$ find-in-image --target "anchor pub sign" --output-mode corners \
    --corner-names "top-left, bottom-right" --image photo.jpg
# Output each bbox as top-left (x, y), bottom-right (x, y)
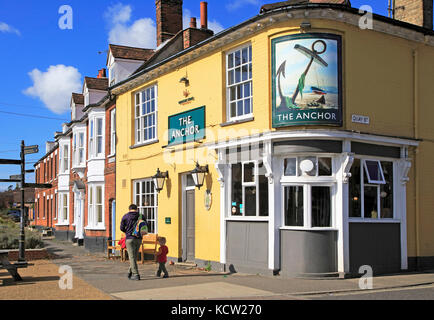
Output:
top-left (271, 33), bottom-right (343, 127)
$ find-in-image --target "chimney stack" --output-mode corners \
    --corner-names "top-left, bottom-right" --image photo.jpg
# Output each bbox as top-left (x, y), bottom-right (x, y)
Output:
top-left (190, 17), bottom-right (197, 28)
top-left (394, 0), bottom-right (433, 29)
top-left (97, 68), bottom-right (106, 78)
top-left (200, 2), bottom-right (208, 29)
top-left (156, 0), bottom-right (183, 47)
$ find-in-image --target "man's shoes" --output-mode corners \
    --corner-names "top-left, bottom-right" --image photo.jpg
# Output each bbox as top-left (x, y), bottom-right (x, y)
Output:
top-left (129, 275), bottom-right (140, 281)
top-left (127, 271), bottom-right (132, 279)
top-left (163, 275), bottom-right (169, 278)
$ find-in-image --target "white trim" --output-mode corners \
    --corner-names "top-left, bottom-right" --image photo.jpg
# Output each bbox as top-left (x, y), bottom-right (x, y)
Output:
top-left (348, 218), bottom-right (400, 223)
top-left (208, 130), bottom-right (419, 150)
top-left (87, 183), bottom-right (105, 230)
top-left (134, 84), bottom-right (158, 145)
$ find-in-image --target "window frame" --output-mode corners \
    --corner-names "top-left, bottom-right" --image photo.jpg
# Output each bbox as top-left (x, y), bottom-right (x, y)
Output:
top-left (110, 109), bottom-right (116, 156)
top-left (133, 178), bottom-right (158, 234)
top-left (88, 115), bottom-right (105, 159)
top-left (228, 160), bottom-right (269, 218)
top-left (60, 143), bottom-right (70, 174)
top-left (87, 184), bottom-right (105, 230)
top-left (134, 85), bottom-right (158, 146)
top-left (349, 158), bottom-right (396, 221)
top-left (226, 43), bottom-right (253, 122)
top-left (56, 192), bottom-right (69, 225)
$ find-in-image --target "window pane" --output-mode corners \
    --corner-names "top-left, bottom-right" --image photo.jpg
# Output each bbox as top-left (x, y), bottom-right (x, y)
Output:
top-left (380, 162), bottom-right (394, 218)
top-left (242, 65), bottom-right (248, 81)
top-left (298, 156), bottom-right (317, 176)
top-left (235, 67), bottom-right (241, 83)
top-left (244, 186), bottom-right (256, 216)
top-left (242, 47), bottom-right (248, 64)
top-left (349, 159), bottom-right (361, 218)
top-left (259, 163), bottom-right (269, 217)
top-left (318, 157), bottom-right (332, 176)
top-left (230, 102), bottom-right (236, 118)
top-left (364, 185), bottom-right (378, 218)
top-left (284, 186), bottom-right (304, 226)
top-left (311, 186), bottom-right (331, 227)
top-left (244, 98), bottom-right (251, 115)
top-left (243, 162), bottom-right (255, 183)
top-left (237, 100), bottom-right (243, 117)
top-left (97, 205), bottom-right (103, 223)
top-left (228, 53), bottom-right (233, 69)
top-left (284, 158), bottom-right (297, 176)
top-left (97, 119), bottom-right (103, 135)
top-left (231, 163), bottom-right (242, 215)
top-left (364, 160), bottom-right (385, 183)
top-left (235, 50), bottom-right (241, 67)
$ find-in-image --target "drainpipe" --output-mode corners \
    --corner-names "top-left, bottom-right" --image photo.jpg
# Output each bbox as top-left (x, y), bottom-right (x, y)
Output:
top-left (413, 48), bottom-right (420, 270)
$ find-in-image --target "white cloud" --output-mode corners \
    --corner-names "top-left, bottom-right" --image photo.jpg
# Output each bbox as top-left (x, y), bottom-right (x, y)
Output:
top-left (183, 9), bottom-right (224, 34)
top-left (105, 3), bottom-right (156, 49)
top-left (226, 0), bottom-right (261, 11)
top-left (23, 65), bottom-right (82, 115)
top-left (0, 22), bottom-right (20, 35)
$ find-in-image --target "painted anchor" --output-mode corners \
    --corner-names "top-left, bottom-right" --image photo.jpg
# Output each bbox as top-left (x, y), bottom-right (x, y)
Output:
top-left (276, 39), bottom-right (328, 113)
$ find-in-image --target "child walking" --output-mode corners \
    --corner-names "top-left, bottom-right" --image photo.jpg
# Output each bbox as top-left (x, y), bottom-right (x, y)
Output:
top-left (156, 237), bottom-right (169, 278)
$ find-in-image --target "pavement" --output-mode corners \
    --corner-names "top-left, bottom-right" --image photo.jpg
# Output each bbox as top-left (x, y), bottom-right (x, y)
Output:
top-left (1, 238), bottom-right (434, 300)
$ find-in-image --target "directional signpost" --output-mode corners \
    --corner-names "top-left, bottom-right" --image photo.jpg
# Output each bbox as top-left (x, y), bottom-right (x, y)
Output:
top-left (0, 141), bottom-right (51, 265)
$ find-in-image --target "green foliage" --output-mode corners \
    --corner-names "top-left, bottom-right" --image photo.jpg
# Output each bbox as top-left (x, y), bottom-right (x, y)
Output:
top-left (0, 215), bottom-right (44, 249)
top-left (205, 261), bottom-right (212, 272)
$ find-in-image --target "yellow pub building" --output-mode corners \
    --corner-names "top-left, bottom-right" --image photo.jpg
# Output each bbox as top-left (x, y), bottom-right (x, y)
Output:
top-left (110, 0), bottom-right (434, 277)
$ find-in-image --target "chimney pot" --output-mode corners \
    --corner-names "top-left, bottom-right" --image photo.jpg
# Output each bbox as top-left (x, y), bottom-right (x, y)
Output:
top-left (97, 68), bottom-right (106, 78)
top-left (200, 1), bottom-right (208, 29)
top-left (190, 17), bottom-right (197, 28)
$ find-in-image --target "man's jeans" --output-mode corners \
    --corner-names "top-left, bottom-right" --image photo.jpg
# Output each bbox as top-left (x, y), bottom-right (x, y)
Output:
top-left (126, 238), bottom-right (142, 276)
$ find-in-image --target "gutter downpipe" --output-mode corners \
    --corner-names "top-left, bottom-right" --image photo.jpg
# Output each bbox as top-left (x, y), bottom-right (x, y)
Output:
top-left (413, 48), bottom-right (420, 270)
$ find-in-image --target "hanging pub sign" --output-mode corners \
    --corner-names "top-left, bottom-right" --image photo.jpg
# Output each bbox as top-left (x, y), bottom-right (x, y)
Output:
top-left (271, 33), bottom-right (342, 127)
top-left (168, 106), bottom-right (205, 146)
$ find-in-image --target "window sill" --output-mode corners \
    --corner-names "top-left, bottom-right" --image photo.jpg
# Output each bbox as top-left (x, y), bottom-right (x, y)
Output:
top-left (280, 227), bottom-right (338, 231)
top-left (220, 116), bottom-right (254, 127)
top-left (130, 139), bottom-right (159, 149)
top-left (225, 216), bottom-right (269, 222)
top-left (85, 226), bottom-right (106, 231)
top-left (349, 218), bottom-right (400, 223)
top-left (55, 223), bottom-right (69, 226)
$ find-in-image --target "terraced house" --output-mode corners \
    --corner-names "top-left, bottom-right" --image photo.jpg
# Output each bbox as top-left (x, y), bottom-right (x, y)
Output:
top-left (111, 0), bottom-right (434, 277)
top-left (32, 45), bottom-right (154, 252)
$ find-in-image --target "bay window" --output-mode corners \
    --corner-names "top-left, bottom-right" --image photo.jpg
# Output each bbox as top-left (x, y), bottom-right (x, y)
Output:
top-left (281, 155), bottom-right (335, 228)
top-left (135, 85), bottom-right (157, 145)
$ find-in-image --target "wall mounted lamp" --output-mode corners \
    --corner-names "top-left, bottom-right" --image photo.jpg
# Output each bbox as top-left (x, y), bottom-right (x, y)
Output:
top-left (190, 162), bottom-right (209, 190)
top-left (152, 168), bottom-right (169, 193)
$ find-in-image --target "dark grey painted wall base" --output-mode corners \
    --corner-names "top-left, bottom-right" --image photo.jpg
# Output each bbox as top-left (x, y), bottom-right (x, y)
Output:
top-left (408, 256), bottom-right (434, 271)
top-left (84, 236), bottom-right (108, 253)
top-left (54, 229), bottom-right (74, 242)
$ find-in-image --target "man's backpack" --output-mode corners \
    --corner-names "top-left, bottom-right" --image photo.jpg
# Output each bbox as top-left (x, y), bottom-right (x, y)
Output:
top-left (132, 214), bottom-right (148, 238)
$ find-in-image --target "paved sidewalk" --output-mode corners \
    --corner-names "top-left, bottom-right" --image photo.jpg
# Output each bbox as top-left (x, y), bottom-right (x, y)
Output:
top-left (2, 239), bottom-right (434, 300)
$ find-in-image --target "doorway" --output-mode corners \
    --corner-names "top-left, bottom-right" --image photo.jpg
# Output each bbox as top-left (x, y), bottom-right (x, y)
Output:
top-left (182, 174), bottom-right (196, 262)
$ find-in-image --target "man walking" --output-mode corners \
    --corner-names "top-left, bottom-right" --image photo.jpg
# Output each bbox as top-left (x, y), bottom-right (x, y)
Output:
top-left (120, 204), bottom-right (143, 281)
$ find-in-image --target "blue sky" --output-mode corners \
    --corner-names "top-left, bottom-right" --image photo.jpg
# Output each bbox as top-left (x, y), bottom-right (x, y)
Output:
top-left (0, 0), bottom-right (391, 191)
